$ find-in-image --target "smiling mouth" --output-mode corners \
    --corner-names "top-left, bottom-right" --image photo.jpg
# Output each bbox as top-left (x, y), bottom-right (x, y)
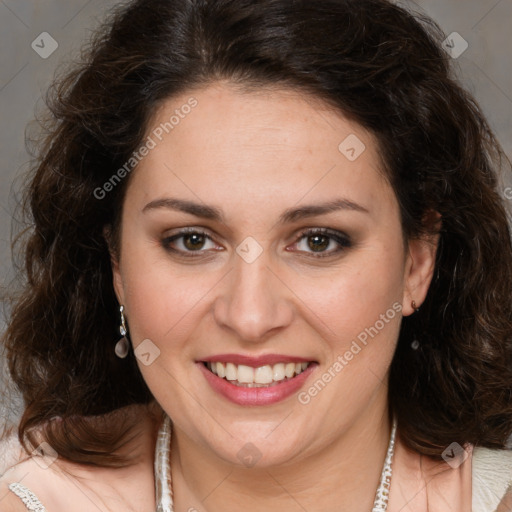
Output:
top-left (203, 361), bottom-right (313, 388)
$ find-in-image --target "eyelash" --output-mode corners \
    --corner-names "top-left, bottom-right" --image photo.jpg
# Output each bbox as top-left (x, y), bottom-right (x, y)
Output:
top-left (161, 227), bottom-right (352, 259)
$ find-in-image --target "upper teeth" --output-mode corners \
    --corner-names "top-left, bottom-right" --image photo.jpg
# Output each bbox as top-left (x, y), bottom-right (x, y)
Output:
top-left (206, 362), bottom-right (309, 385)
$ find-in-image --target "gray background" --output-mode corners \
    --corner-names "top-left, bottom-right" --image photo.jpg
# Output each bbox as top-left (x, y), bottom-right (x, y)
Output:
top-left (1, 0), bottom-right (511, 424)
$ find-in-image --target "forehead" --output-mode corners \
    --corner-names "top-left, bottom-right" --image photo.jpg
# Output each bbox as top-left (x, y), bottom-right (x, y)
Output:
top-left (127, 82), bottom-right (395, 221)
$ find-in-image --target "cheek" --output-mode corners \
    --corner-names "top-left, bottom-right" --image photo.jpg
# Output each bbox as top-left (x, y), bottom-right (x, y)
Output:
top-left (292, 251), bottom-right (404, 416)
top-left (294, 246), bottom-right (404, 340)
top-left (119, 241), bottom-right (218, 351)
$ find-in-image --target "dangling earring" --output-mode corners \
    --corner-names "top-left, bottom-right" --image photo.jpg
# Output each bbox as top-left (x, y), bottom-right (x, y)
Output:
top-left (115, 305), bottom-right (130, 358)
top-left (410, 300), bottom-right (421, 350)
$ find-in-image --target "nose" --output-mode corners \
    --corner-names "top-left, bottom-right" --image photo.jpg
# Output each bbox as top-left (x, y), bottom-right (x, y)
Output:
top-left (213, 246), bottom-right (293, 343)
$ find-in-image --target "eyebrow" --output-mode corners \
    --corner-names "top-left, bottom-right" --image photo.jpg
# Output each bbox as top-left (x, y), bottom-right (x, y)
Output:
top-left (142, 197), bottom-right (369, 224)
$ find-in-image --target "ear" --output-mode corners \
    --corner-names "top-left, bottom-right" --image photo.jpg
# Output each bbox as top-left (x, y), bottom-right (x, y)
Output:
top-left (103, 225), bottom-right (125, 305)
top-left (402, 211), bottom-right (441, 316)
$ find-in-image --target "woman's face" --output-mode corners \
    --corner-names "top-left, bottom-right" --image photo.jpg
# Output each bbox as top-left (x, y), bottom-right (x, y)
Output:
top-left (112, 82), bottom-right (436, 467)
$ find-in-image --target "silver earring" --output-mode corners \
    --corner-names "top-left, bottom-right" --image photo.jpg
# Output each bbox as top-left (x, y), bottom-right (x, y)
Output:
top-left (115, 305), bottom-right (130, 358)
top-left (410, 300), bottom-right (421, 350)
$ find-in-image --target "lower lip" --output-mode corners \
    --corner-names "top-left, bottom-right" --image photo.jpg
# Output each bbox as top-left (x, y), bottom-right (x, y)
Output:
top-left (197, 362), bottom-right (317, 406)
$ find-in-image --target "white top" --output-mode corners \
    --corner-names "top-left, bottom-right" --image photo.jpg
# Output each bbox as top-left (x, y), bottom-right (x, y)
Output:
top-left (1, 431), bottom-right (512, 511)
top-left (472, 445), bottom-right (512, 510)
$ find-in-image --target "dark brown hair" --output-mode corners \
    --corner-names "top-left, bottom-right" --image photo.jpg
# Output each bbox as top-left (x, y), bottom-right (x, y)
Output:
top-left (3, 0), bottom-right (512, 467)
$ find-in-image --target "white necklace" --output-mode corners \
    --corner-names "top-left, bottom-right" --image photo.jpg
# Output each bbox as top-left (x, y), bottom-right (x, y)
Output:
top-left (154, 414), bottom-right (397, 512)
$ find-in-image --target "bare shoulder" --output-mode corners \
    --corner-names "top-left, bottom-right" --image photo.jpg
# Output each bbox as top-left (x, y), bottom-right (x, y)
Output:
top-left (0, 452), bottom-right (115, 512)
top-left (0, 456), bottom-right (64, 512)
top-left (0, 405), bottom-right (161, 512)
top-left (0, 482), bottom-right (31, 512)
top-left (0, 436), bottom-right (40, 510)
top-left (0, 441), bottom-right (158, 512)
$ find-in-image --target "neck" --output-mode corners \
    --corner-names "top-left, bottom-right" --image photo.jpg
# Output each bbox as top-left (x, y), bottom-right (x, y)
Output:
top-left (170, 392), bottom-right (391, 512)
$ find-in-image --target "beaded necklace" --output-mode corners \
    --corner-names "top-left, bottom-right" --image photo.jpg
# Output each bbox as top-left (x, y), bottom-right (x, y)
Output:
top-left (154, 414), bottom-right (397, 512)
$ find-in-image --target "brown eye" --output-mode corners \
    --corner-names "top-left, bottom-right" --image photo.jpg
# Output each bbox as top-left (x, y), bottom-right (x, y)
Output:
top-left (307, 234), bottom-right (330, 252)
top-left (162, 229), bottom-right (220, 255)
top-left (291, 228), bottom-right (352, 258)
top-left (182, 233), bottom-right (207, 251)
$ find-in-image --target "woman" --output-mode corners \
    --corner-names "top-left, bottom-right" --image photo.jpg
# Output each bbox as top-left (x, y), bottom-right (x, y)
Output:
top-left (1, 0), bottom-right (512, 510)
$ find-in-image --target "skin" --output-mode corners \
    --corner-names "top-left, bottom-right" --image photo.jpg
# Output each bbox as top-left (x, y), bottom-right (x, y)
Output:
top-left (111, 82), bottom-right (438, 512)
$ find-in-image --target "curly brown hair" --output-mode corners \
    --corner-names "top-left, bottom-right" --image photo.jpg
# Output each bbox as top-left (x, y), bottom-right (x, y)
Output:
top-left (2, 0), bottom-right (512, 468)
